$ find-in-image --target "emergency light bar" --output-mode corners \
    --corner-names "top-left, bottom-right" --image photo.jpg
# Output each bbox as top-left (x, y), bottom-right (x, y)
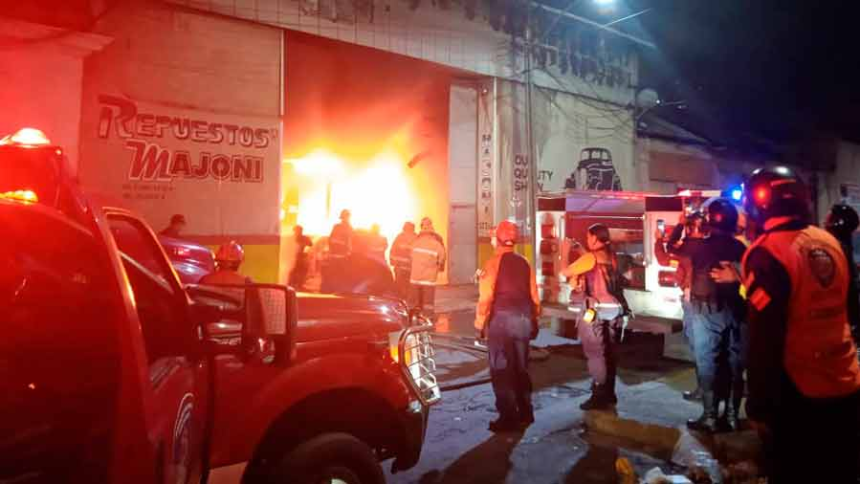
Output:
top-left (0, 189), bottom-right (39, 203)
top-left (0, 128), bottom-right (52, 147)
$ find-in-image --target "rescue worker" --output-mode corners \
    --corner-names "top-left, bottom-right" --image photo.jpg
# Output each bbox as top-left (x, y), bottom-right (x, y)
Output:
top-left (328, 209), bottom-right (353, 259)
top-left (160, 214), bottom-right (186, 238)
top-left (289, 225), bottom-right (313, 290)
top-left (686, 199), bottom-right (747, 433)
top-left (562, 223), bottom-right (626, 410)
top-left (390, 222), bottom-right (418, 299)
top-left (475, 221), bottom-right (541, 431)
top-left (656, 211), bottom-right (707, 401)
top-left (367, 223), bottom-right (389, 265)
top-left (742, 167), bottom-right (860, 483)
top-left (410, 217), bottom-right (446, 315)
top-left (825, 203), bottom-right (860, 340)
top-left (200, 241), bottom-right (251, 285)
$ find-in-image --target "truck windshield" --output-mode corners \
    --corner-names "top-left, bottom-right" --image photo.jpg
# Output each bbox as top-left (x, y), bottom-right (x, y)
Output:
top-left (0, 146), bottom-right (60, 205)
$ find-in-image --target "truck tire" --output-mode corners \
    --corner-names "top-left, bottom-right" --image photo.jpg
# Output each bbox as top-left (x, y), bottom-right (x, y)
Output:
top-left (275, 433), bottom-right (385, 484)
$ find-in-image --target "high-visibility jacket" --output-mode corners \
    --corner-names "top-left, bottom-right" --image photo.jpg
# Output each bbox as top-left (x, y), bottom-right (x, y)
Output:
top-left (743, 224), bottom-right (860, 398)
top-left (390, 231), bottom-right (417, 270)
top-left (329, 222), bottom-right (352, 258)
top-left (410, 231), bottom-right (445, 285)
top-left (475, 246), bottom-right (540, 331)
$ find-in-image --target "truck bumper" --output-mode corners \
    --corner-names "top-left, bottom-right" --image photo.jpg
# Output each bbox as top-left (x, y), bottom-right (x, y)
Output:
top-left (390, 400), bottom-right (428, 473)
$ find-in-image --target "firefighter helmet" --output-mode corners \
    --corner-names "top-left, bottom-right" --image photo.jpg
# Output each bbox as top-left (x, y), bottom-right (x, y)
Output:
top-left (826, 203), bottom-right (860, 241)
top-left (743, 166), bottom-right (810, 224)
top-left (706, 198), bottom-right (739, 233)
top-left (215, 241), bottom-right (244, 265)
top-left (495, 220), bottom-right (518, 246)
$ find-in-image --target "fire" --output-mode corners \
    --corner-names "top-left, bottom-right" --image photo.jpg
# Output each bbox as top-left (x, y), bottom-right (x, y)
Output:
top-left (286, 148), bottom-right (419, 245)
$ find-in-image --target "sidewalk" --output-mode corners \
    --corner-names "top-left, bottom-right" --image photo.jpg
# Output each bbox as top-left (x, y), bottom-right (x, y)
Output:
top-left (435, 284), bottom-right (479, 314)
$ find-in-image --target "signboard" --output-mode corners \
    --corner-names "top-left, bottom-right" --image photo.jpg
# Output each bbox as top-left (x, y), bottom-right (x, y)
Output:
top-left (81, 94), bottom-right (281, 238)
top-left (477, 80), bottom-right (495, 239)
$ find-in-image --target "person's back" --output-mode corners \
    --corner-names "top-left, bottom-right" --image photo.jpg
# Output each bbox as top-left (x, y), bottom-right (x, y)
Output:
top-left (411, 231), bottom-right (445, 285)
top-left (691, 233), bottom-right (745, 307)
top-left (493, 252), bottom-right (534, 315)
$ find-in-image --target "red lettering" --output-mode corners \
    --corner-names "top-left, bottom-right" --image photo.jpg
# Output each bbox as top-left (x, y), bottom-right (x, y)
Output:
top-left (136, 114), bottom-right (156, 137)
top-left (251, 156), bottom-right (263, 182)
top-left (208, 123), bottom-right (224, 144)
top-left (223, 125), bottom-right (239, 145)
top-left (170, 151), bottom-right (192, 178)
top-left (191, 120), bottom-right (208, 142)
top-left (211, 155), bottom-right (231, 180)
top-left (238, 127), bottom-right (254, 147)
top-left (172, 119), bottom-right (190, 140)
top-left (192, 152), bottom-right (210, 179)
top-left (154, 115), bottom-right (172, 138)
top-left (126, 139), bottom-right (171, 181)
top-left (254, 128), bottom-right (271, 148)
top-left (97, 95), bottom-right (136, 139)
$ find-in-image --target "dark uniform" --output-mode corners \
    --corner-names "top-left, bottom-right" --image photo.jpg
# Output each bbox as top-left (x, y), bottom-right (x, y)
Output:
top-left (826, 203), bottom-right (860, 343)
top-left (687, 200), bottom-right (747, 433)
top-left (743, 167), bottom-right (860, 483)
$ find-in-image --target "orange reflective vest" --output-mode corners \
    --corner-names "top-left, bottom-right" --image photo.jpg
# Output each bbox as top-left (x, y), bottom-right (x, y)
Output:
top-left (475, 247), bottom-right (541, 331)
top-left (390, 232), bottom-right (417, 270)
top-left (410, 232), bottom-right (446, 285)
top-left (742, 225), bottom-right (860, 398)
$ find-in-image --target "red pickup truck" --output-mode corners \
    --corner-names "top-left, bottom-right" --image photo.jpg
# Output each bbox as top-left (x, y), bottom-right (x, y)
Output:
top-left (0, 129), bottom-right (440, 484)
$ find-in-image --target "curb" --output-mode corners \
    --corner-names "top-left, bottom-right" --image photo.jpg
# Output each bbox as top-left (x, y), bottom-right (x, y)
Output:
top-left (584, 410), bottom-right (762, 478)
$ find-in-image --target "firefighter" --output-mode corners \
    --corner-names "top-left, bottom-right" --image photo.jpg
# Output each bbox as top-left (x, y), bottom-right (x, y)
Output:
top-left (826, 203), bottom-right (860, 341)
top-left (390, 222), bottom-right (417, 299)
top-left (410, 217), bottom-right (446, 315)
top-left (656, 211), bottom-right (707, 401)
top-left (328, 209), bottom-right (353, 259)
top-left (562, 223), bottom-right (627, 410)
top-left (685, 199), bottom-right (747, 433)
top-left (160, 214), bottom-right (186, 238)
top-left (367, 223), bottom-right (389, 265)
top-left (289, 225), bottom-right (313, 290)
top-left (475, 220), bottom-right (541, 431)
top-left (201, 241), bottom-right (251, 285)
top-left (742, 167), bottom-right (860, 483)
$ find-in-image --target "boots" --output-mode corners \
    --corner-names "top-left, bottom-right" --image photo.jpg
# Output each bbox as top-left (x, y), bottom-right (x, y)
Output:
top-left (581, 382), bottom-right (615, 410)
top-left (686, 388), bottom-right (719, 433)
top-left (723, 379), bottom-right (744, 432)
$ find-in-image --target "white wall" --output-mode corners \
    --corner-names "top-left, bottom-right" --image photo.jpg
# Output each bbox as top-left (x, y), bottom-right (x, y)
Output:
top-left (0, 18), bottom-right (112, 176)
top-left (168, 0), bottom-right (638, 107)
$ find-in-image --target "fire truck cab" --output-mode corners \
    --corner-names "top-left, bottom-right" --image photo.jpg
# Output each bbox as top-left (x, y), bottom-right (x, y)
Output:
top-left (536, 189), bottom-right (725, 339)
top-left (0, 129), bottom-right (440, 484)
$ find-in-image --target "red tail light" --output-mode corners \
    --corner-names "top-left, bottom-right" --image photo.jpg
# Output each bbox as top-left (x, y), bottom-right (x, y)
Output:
top-left (658, 270), bottom-right (678, 287)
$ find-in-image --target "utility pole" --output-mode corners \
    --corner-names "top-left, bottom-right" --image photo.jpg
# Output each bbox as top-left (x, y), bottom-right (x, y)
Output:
top-left (525, 0), bottom-right (538, 265)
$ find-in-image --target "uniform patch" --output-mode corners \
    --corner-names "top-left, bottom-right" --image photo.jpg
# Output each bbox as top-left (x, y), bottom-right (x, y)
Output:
top-left (749, 288), bottom-right (771, 311)
top-left (808, 248), bottom-right (836, 288)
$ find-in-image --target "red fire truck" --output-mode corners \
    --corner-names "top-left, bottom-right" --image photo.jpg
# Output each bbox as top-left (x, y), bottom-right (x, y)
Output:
top-left (536, 189), bottom-right (725, 339)
top-left (0, 128), bottom-right (440, 484)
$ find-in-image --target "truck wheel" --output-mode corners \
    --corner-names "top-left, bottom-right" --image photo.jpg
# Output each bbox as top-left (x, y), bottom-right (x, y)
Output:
top-left (276, 433), bottom-right (385, 484)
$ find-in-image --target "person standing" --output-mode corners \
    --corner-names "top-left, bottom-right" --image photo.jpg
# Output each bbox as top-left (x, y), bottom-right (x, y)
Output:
top-left (826, 203), bottom-right (860, 341)
top-left (160, 214), bottom-right (186, 238)
top-left (475, 221), bottom-right (541, 431)
top-left (742, 167), bottom-right (860, 483)
top-left (410, 217), bottom-right (446, 315)
top-left (328, 209), bottom-right (353, 259)
top-left (562, 223), bottom-right (627, 410)
top-left (655, 211), bottom-right (707, 401)
top-left (289, 225), bottom-right (313, 290)
top-left (390, 222), bottom-right (417, 299)
top-left (685, 199), bottom-right (747, 433)
top-left (367, 223), bottom-right (389, 265)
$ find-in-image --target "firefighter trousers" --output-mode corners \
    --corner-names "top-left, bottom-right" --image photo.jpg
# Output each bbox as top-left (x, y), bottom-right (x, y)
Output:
top-left (578, 317), bottom-right (618, 388)
top-left (488, 310), bottom-right (533, 422)
top-left (394, 268), bottom-right (411, 300)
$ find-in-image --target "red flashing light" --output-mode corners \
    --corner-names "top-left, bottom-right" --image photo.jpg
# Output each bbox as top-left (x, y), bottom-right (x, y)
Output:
top-left (1, 190), bottom-right (39, 203)
top-left (0, 128), bottom-right (52, 147)
top-left (754, 187), bottom-right (770, 205)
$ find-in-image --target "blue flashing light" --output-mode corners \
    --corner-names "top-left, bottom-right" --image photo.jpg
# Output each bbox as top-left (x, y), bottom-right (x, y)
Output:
top-left (730, 188), bottom-right (743, 202)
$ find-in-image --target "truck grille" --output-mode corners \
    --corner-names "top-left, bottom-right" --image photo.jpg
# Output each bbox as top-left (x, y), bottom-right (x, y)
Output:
top-left (399, 324), bottom-right (441, 406)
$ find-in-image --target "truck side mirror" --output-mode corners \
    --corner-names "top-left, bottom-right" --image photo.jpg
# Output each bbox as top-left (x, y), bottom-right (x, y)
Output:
top-left (187, 284), bottom-right (298, 366)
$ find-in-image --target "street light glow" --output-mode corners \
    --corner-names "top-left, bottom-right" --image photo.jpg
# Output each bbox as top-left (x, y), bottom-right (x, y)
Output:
top-left (594, 0), bottom-right (615, 5)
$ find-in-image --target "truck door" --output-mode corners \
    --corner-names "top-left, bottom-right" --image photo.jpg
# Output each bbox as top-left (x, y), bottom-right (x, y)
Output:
top-left (107, 212), bottom-right (206, 484)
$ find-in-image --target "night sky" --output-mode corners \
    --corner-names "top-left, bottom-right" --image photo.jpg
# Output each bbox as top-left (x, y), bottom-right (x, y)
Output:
top-left (605, 0), bottom-right (860, 141)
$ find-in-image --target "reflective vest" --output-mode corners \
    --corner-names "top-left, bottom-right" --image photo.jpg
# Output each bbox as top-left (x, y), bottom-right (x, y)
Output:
top-left (410, 232), bottom-right (445, 285)
top-left (390, 232), bottom-right (416, 270)
top-left (743, 225), bottom-right (860, 398)
top-left (475, 247), bottom-right (540, 330)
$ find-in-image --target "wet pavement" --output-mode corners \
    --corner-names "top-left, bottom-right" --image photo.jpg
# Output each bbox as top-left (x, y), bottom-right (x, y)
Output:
top-left (386, 308), bottom-right (715, 483)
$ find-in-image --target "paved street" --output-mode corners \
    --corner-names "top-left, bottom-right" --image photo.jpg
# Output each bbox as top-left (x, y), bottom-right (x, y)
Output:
top-left (385, 302), bottom-right (758, 483)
